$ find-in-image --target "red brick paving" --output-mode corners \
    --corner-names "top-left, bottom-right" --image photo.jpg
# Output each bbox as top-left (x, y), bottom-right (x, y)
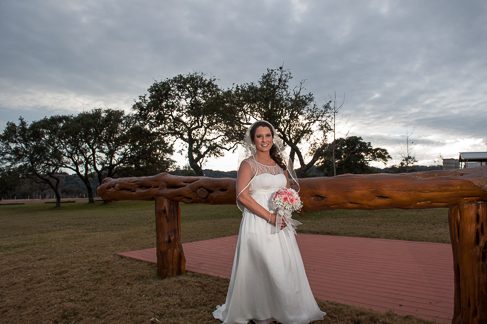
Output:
top-left (118, 234), bottom-right (453, 323)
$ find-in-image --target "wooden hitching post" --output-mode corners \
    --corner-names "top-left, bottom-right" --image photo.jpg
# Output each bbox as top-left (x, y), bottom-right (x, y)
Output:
top-left (449, 201), bottom-right (487, 324)
top-left (97, 167), bottom-right (487, 320)
top-left (155, 196), bottom-right (186, 278)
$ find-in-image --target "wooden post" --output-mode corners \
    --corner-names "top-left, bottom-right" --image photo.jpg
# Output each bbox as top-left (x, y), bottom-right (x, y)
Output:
top-left (155, 196), bottom-right (186, 278)
top-left (449, 202), bottom-right (487, 324)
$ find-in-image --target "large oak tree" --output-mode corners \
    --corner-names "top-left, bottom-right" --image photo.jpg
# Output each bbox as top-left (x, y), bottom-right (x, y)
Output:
top-left (73, 109), bottom-right (174, 187)
top-left (317, 136), bottom-right (391, 176)
top-left (133, 72), bottom-right (242, 176)
top-left (0, 117), bottom-right (65, 206)
top-left (49, 110), bottom-right (174, 203)
top-left (232, 67), bottom-right (332, 177)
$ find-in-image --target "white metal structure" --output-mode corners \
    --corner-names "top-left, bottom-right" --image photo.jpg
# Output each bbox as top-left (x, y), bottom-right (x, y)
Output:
top-left (458, 152), bottom-right (487, 168)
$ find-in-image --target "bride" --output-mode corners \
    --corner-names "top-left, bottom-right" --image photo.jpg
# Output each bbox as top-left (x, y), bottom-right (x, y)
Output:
top-left (213, 121), bottom-right (325, 324)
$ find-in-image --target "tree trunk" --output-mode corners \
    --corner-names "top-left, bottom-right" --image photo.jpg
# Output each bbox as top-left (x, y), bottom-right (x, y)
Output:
top-left (449, 202), bottom-right (487, 324)
top-left (41, 174), bottom-right (62, 208)
top-left (53, 187), bottom-right (61, 208)
top-left (187, 139), bottom-right (204, 176)
top-left (191, 162), bottom-right (203, 176)
top-left (85, 179), bottom-right (95, 203)
top-left (154, 196), bottom-right (185, 278)
top-left (188, 154), bottom-right (203, 176)
top-left (77, 171), bottom-right (95, 203)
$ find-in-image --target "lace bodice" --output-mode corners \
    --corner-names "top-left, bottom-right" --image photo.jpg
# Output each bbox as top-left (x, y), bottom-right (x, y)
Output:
top-left (245, 157), bottom-right (284, 192)
top-left (236, 157), bottom-right (286, 210)
top-left (246, 157), bottom-right (283, 177)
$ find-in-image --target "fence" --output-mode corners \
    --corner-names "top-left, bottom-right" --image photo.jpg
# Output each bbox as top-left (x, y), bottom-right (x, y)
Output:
top-left (98, 166), bottom-right (487, 324)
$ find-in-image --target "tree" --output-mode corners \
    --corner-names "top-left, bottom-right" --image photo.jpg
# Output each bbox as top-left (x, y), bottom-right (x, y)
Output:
top-left (133, 72), bottom-right (241, 176)
top-left (51, 110), bottom-right (167, 203)
top-left (397, 129), bottom-right (418, 173)
top-left (77, 109), bottom-right (174, 186)
top-left (400, 155), bottom-right (418, 172)
top-left (0, 117), bottom-right (65, 207)
top-left (0, 167), bottom-right (20, 201)
top-left (85, 109), bottom-right (128, 187)
top-left (317, 136), bottom-right (391, 176)
top-left (44, 114), bottom-right (98, 203)
top-left (116, 118), bottom-right (175, 177)
top-left (232, 66), bottom-right (332, 177)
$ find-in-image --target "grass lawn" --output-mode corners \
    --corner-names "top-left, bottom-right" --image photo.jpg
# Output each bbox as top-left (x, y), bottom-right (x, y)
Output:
top-left (0, 201), bottom-right (449, 323)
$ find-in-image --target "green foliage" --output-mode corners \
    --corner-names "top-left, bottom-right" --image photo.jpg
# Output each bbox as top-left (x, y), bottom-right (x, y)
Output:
top-left (170, 164), bottom-right (197, 176)
top-left (389, 156), bottom-right (420, 173)
top-left (43, 114), bottom-right (99, 202)
top-left (77, 109), bottom-right (130, 181)
top-left (0, 167), bottom-right (20, 200)
top-left (400, 155), bottom-right (419, 172)
top-left (1, 110), bottom-right (175, 203)
top-left (317, 136), bottom-right (391, 175)
top-left (231, 66), bottom-right (332, 177)
top-left (116, 118), bottom-right (175, 177)
top-left (67, 109), bottom-right (174, 180)
top-left (0, 117), bottom-right (65, 206)
top-left (35, 110), bottom-right (175, 202)
top-left (133, 72), bottom-right (242, 176)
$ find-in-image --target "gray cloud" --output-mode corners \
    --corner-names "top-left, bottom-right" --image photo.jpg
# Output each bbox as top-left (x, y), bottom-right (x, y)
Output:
top-left (1, 0), bottom-right (486, 169)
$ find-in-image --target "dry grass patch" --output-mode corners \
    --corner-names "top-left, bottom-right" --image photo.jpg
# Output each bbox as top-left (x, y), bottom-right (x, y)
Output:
top-left (297, 208), bottom-right (450, 243)
top-left (0, 201), bottom-right (444, 323)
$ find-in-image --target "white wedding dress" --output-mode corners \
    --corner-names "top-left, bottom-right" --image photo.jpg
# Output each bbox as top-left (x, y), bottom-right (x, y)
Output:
top-left (213, 161), bottom-right (325, 324)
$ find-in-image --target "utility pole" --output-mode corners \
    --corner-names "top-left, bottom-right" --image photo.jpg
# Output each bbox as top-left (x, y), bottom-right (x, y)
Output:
top-left (329, 92), bottom-right (345, 176)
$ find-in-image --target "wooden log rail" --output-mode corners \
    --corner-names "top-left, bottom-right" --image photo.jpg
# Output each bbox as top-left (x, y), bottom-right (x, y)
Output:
top-left (98, 166), bottom-right (487, 324)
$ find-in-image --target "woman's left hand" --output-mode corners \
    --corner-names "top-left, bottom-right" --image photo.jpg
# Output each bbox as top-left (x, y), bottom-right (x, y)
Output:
top-left (271, 213), bottom-right (287, 229)
top-left (280, 218), bottom-right (287, 230)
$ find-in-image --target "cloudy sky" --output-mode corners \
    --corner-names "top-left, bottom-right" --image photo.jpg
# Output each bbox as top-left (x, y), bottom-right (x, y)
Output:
top-left (1, 0), bottom-right (486, 171)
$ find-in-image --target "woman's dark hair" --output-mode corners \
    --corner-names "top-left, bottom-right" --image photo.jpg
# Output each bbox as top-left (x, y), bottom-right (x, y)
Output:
top-left (250, 121), bottom-right (287, 170)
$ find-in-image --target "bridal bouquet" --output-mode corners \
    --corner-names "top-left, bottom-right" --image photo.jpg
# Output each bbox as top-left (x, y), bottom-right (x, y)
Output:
top-left (271, 188), bottom-right (302, 234)
top-left (272, 188), bottom-right (303, 211)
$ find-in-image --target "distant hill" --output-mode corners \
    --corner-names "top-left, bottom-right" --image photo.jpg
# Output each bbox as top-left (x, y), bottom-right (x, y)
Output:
top-left (202, 169), bottom-right (237, 178)
top-left (302, 165), bottom-right (443, 177)
top-left (169, 169), bottom-right (237, 178)
top-left (378, 165), bottom-right (443, 173)
top-left (199, 165), bottom-right (444, 179)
